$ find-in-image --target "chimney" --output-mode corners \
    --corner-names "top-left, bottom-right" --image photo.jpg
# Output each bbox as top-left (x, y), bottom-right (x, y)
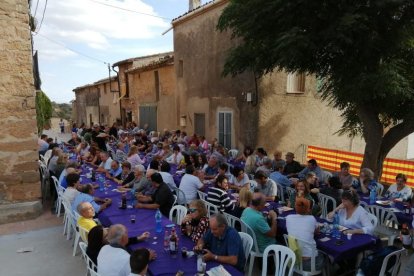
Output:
top-left (189, 0), bottom-right (201, 11)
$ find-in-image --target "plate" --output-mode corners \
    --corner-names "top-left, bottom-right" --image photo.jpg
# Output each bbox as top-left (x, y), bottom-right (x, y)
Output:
top-left (281, 206), bottom-right (293, 212)
top-left (376, 200), bottom-right (391, 205)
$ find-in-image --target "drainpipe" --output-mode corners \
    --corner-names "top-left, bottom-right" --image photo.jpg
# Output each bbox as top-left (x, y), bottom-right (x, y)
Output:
top-left (112, 65), bottom-right (123, 126)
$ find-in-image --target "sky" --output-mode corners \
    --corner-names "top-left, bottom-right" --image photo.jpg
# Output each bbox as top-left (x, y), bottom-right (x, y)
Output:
top-left (31, 0), bottom-right (193, 103)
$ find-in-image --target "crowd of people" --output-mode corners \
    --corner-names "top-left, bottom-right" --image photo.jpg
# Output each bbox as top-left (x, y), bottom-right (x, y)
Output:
top-left (38, 122), bottom-right (414, 275)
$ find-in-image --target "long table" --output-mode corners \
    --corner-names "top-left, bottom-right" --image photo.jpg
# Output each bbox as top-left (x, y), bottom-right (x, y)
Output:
top-left (78, 165), bottom-right (242, 275)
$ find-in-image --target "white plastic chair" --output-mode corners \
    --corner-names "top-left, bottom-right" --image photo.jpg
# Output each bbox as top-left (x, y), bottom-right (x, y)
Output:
top-left (239, 232), bottom-right (253, 271)
top-left (378, 248), bottom-right (405, 276)
top-left (201, 199), bottom-right (219, 217)
top-left (376, 183), bottom-right (384, 196)
top-left (73, 212), bottom-right (88, 256)
top-left (169, 205), bottom-right (187, 225)
top-left (317, 193), bottom-right (337, 219)
top-left (276, 182), bottom-right (285, 202)
top-left (366, 205), bottom-right (399, 245)
top-left (51, 175), bottom-right (64, 217)
top-left (173, 187), bottom-right (187, 205)
top-left (197, 190), bottom-right (207, 200)
top-left (62, 198), bottom-right (76, 240)
top-left (286, 187), bottom-right (295, 200)
top-left (262, 244), bottom-right (296, 276)
top-left (38, 160), bottom-right (50, 202)
top-left (224, 212), bottom-right (242, 229)
top-left (228, 149), bottom-right (239, 159)
top-left (241, 219), bottom-right (263, 276)
top-left (367, 212), bottom-right (378, 228)
top-left (79, 241), bottom-right (97, 275)
top-left (283, 234), bottom-right (327, 276)
top-left (172, 194), bottom-right (177, 206)
top-left (87, 267), bottom-right (100, 276)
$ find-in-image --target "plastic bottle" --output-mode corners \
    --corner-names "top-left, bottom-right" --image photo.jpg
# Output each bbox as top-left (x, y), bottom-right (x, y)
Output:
top-left (121, 193), bottom-right (127, 209)
top-left (197, 253), bottom-right (206, 275)
top-left (169, 227), bottom-right (178, 257)
top-left (401, 223), bottom-right (411, 250)
top-left (163, 230), bottom-right (170, 252)
top-left (369, 188), bottom-right (377, 205)
top-left (155, 209), bottom-right (162, 233)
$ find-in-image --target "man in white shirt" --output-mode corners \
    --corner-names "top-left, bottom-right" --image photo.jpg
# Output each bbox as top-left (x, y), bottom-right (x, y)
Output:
top-left (179, 165), bottom-right (203, 204)
top-left (165, 145), bottom-right (183, 165)
top-left (62, 173), bottom-right (80, 205)
top-left (98, 224), bottom-right (131, 276)
top-left (96, 151), bottom-right (113, 172)
top-left (159, 161), bottom-right (176, 191)
top-left (254, 170), bottom-right (277, 201)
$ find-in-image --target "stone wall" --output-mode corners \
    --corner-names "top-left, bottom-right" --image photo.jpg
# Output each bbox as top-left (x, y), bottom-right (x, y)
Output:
top-left (0, 0), bottom-right (41, 223)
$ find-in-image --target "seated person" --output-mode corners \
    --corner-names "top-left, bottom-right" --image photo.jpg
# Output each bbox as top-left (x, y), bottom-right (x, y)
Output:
top-left (106, 160), bottom-right (122, 180)
top-left (165, 145), bottom-right (183, 165)
top-left (194, 214), bottom-right (245, 272)
top-left (351, 168), bottom-right (378, 195)
top-left (334, 162), bottom-right (355, 189)
top-left (77, 202), bottom-right (98, 232)
top-left (232, 187), bottom-right (253, 219)
top-left (203, 157), bottom-right (219, 180)
top-left (97, 224), bottom-right (155, 276)
top-left (86, 225), bottom-right (107, 266)
top-left (96, 151), bottom-right (113, 173)
top-left (159, 161), bottom-right (176, 191)
top-left (286, 198), bottom-right (324, 271)
top-left (114, 142), bottom-right (127, 163)
top-left (58, 161), bottom-right (78, 188)
top-left (130, 248), bottom-right (151, 276)
top-left (241, 192), bottom-right (277, 253)
top-left (327, 190), bottom-right (374, 235)
top-left (385, 173), bottom-right (412, 201)
top-left (283, 152), bottom-right (303, 177)
top-left (62, 173), bottom-right (80, 205)
top-left (311, 176), bottom-right (342, 213)
top-left (253, 170), bottom-right (277, 201)
top-left (135, 172), bottom-right (175, 217)
top-left (230, 167), bottom-right (250, 191)
top-left (72, 184), bottom-right (112, 214)
top-left (113, 161), bottom-right (135, 186)
top-left (207, 175), bottom-right (235, 213)
top-left (181, 200), bottom-right (210, 243)
top-left (269, 163), bottom-right (294, 191)
top-left (255, 157), bottom-right (273, 177)
top-left (287, 181), bottom-right (315, 215)
top-left (180, 165), bottom-right (204, 204)
top-left (216, 163), bottom-right (234, 183)
top-left (298, 159), bottom-right (324, 184)
top-left (272, 150), bottom-right (286, 170)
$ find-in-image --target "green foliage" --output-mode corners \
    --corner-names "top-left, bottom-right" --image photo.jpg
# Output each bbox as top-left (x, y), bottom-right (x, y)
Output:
top-left (52, 102), bottom-right (72, 121)
top-left (35, 91), bottom-right (53, 134)
top-left (218, 0), bottom-right (414, 137)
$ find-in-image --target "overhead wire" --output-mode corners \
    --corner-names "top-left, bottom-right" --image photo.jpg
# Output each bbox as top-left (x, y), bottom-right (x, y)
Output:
top-left (32, 0), bottom-right (40, 18)
top-left (35, 0), bottom-right (48, 34)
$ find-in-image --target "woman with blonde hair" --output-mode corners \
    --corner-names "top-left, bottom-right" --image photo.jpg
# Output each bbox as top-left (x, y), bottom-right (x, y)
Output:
top-left (180, 200), bottom-right (209, 243)
top-left (127, 145), bottom-right (145, 168)
top-left (232, 187), bottom-right (253, 218)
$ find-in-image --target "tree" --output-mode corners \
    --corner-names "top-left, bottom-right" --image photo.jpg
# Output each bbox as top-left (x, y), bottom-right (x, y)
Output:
top-left (35, 91), bottom-right (53, 134)
top-left (217, 0), bottom-right (414, 178)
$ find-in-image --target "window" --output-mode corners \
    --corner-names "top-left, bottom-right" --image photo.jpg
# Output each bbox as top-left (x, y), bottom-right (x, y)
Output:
top-left (154, 71), bottom-right (160, 101)
top-left (217, 111), bottom-right (232, 149)
top-left (139, 105), bottom-right (157, 131)
top-left (286, 72), bottom-right (306, 93)
top-left (178, 60), bottom-right (183, 78)
top-left (194, 113), bottom-right (206, 136)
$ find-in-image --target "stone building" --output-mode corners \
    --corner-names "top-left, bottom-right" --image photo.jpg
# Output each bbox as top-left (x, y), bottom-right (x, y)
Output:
top-left (0, 0), bottom-right (41, 223)
top-left (126, 54), bottom-right (178, 132)
top-left (172, 0), bottom-right (410, 162)
top-left (112, 52), bottom-right (173, 127)
top-left (73, 76), bottom-right (120, 127)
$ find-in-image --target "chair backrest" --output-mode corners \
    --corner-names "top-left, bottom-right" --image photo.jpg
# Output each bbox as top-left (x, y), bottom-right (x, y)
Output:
top-left (223, 212), bottom-right (242, 229)
top-left (366, 205), bottom-right (398, 229)
top-left (378, 248), bottom-right (405, 276)
top-left (51, 175), bottom-right (61, 192)
top-left (79, 241), bottom-right (97, 272)
top-left (283, 234), bottom-right (319, 273)
top-left (286, 187), bottom-right (295, 200)
top-left (197, 190), bottom-right (207, 201)
top-left (246, 180), bottom-right (257, 192)
top-left (239, 232), bottom-right (253, 265)
top-left (43, 149), bottom-right (52, 165)
top-left (367, 212), bottom-right (379, 228)
top-left (376, 183), bottom-right (384, 196)
top-left (276, 182), bottom-right (284, 202)
top-left (173, 187), bottom-right (187, 205)
top-left (321, 170), bottom-right (332, 184)
top-left (169, 205), bottom-right (188, 225)
top-left (201, 199), bottom-right (219, 217)
top-left (240, 219), bottom-right (261, 254)
top-left (78, 226), bottom-right (90, 243)
top-left (172, 194), bottom-right (177, 206)
top-left (87, 267), bottom-right (100, 276)
top-left (228, 149), bottom-right (239, 159)
top-left (317, 193), bottom-right (337, 219)
top-left (262, 245), bottom-right (296, 276)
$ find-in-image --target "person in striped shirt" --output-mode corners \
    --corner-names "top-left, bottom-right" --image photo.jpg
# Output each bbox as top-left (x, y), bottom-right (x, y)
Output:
top-left (207, 175), bottom-right (235, 213)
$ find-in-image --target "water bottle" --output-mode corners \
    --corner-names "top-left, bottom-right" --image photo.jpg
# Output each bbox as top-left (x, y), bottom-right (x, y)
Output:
top-left (163, 230), bottom-right (170, 252)
top-left (130, 188), bottom-right (136, 206)
top-left (197, 252), bottom-right (206, 275)
top-left (369, 188), bottom-right (377, 205)
top-left (155, 209), bottom-right (162, 233)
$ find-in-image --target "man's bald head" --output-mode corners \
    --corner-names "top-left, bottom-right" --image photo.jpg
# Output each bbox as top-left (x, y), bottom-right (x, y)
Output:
top-left (251, 192), bottom-right (265, 208)
top-left (107, 224), bottom-right (128, 246)
top-left (77, 202), bottom-right (95, 218)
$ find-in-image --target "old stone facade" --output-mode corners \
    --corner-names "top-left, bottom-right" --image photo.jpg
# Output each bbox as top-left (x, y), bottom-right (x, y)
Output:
top-left (73, 77), bottom-right (120, 127)
top-left (172, 0), bottom-right (409, 163)
top-left (0, 0), bottom-right (42, 223)
top-left (126, 55), bottom-right (178, 132)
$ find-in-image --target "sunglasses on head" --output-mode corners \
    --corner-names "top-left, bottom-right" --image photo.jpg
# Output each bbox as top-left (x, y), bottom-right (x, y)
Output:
top-left (188, 208), bottom-right (197, 213)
